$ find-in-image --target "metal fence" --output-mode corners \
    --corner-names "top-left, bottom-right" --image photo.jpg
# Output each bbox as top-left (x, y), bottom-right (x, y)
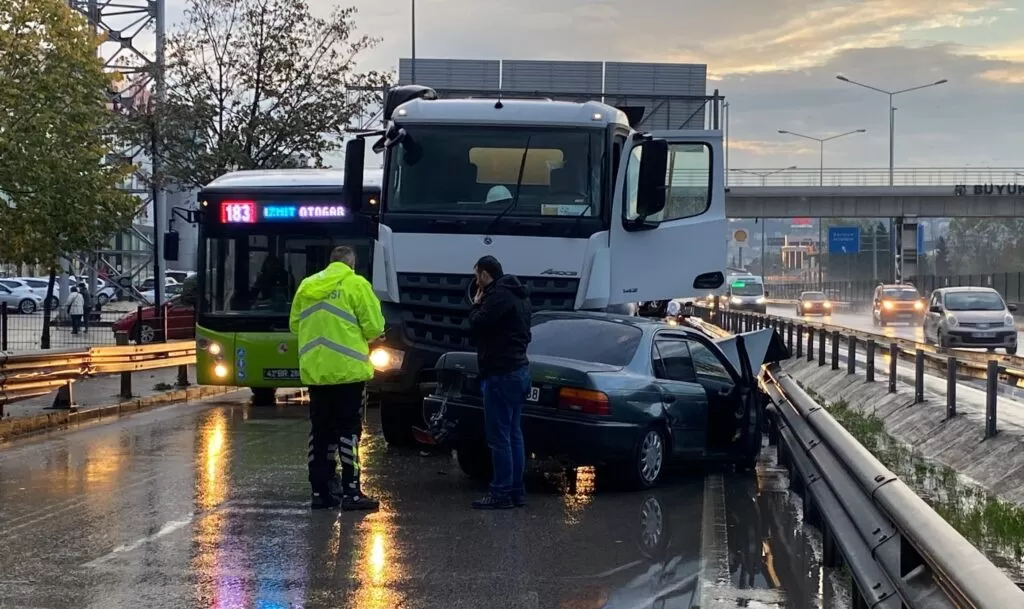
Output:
top-left (0, 302), bottom-right (188, 352)
top-left (766, 272), bottom-right (1024, 307)
top-left (726, 167), bottom-right (1024, 187)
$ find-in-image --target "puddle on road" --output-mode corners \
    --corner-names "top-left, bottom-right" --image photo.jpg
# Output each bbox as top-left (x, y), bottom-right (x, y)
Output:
top-left (802, 387), bottom-right (1024, 579)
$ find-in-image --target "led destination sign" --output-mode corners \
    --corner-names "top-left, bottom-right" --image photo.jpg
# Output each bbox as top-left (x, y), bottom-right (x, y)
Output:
top-left (220, 200), bottom-right (350, 224)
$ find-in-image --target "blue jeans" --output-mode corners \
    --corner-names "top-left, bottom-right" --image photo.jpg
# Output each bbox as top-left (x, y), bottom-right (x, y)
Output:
top-left (481, 366), bottom-right (530, 499)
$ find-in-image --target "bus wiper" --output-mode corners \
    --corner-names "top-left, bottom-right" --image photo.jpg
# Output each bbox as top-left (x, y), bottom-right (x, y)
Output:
top-left (484, 135), bottom-right (532, 238)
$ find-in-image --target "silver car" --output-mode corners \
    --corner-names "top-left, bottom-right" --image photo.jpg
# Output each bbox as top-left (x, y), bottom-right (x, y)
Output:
top-left (923, 287), bottom-right (1018, 354)
top-left (0, 282), bottom-right (44, 314)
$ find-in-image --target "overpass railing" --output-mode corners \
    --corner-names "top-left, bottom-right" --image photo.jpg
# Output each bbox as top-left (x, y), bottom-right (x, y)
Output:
top-left (766, 273), bottom-right (1024, 309)
top-left (727, 167), bottom-right (1024, 187)
top-left (694, 308), bottom-right (1024, 608)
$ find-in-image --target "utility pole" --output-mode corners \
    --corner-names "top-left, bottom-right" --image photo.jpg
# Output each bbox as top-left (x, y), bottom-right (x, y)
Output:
top-left (411, 0), bottom-right (417, 83)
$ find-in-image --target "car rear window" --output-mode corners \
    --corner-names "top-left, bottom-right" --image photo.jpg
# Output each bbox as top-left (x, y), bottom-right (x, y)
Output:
top-left (528, 317), bottom-right (642, 367)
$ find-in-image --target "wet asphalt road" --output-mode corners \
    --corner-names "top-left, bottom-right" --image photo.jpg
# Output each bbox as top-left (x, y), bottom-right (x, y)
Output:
top-left (0, 398), bottom-right (851, 609)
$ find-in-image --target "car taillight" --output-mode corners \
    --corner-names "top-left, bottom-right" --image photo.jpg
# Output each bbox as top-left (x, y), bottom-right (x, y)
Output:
top-left (558, 387), bottom-right (610, 415)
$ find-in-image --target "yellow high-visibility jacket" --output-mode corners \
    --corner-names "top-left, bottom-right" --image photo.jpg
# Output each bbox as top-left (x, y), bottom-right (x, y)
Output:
top-left (289, 262), bottom-right (385, 385)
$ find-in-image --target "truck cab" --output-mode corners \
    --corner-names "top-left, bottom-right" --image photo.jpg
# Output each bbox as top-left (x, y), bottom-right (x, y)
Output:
top-left (344, 85), bottom-right (728, 445)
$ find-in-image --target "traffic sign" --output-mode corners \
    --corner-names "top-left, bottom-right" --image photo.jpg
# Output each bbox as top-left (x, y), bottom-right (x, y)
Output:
top-left (828, 226), bottom-right (860, 254)
top-left (733, 229), bottom-right (748, 244)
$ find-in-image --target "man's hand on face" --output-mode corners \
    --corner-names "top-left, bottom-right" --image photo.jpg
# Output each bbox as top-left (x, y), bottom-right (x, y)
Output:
top-left (473, 288), bottom-right (484, 305)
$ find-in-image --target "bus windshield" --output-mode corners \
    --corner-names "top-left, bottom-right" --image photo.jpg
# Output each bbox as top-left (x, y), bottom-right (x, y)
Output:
top-left (385, 126), bottom-right (604, 217)
top-left (202, 232), bottom-right (371, 316)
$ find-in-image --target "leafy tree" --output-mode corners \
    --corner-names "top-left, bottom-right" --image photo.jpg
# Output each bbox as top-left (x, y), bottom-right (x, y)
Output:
top-left (122, 0), bottom-right (390, 189)
top-left (946, 218), bottom-right (1024, 275)
top-left (0, 0), bottom-right (139, 344)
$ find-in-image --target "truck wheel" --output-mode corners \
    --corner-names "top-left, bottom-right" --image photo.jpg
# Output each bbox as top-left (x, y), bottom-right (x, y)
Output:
top-left (456, 442), bottom-right (492, 480)
top-left (251, 387), bottom-right (276, 407)
top-left (380, 400), bottom-right (415, 447)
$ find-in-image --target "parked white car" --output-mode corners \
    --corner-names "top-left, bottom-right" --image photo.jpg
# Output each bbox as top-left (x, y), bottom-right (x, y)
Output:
top-left (0, 280), bottom-right (44, 314)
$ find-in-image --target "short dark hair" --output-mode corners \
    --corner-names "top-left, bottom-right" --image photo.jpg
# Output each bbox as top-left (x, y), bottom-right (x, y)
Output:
top-left (474, 255), bottom-right (503, 279)
top-left (331, 246), bottom-right (356, 265)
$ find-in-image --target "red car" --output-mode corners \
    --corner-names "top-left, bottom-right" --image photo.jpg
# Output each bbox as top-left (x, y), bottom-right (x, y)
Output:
top-left (111, 298), bottom-right (195, 343)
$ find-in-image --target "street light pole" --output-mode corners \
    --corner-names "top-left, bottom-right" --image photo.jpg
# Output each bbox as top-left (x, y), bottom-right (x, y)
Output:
top-left (410, 0), bottom-right (417, 83)
top-left (835, 75), bottom-right (948, 186)
top-left (732, 166), bottom-right (797, 186)
top-left (777, 128), bottom-right (866, 186)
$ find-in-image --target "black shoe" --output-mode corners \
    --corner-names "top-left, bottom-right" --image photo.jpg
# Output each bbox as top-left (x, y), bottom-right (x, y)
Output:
top-left (472, 494), bottom-right (514, 510)
top-left (341, 493), bottom-right (380, 511)
top-left (512, 495), bottom-right (526, 508)
top-left (311, 492), bottom-right (341, 510)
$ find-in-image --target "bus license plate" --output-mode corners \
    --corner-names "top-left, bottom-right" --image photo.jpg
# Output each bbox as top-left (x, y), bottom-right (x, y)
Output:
top-left (263, 368), bottom-right (300, 380)
top-left (973, 332), bottom-right (996, 338)
top-left (527, 386), bottom-right (540, 403)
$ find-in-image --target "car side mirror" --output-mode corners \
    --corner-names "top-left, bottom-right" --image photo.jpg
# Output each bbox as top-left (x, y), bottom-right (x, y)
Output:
top-left (636, 139), bottom-right (669, 219)
top-left (1008, 303), bottom-right (1018, 312)
top-left (929, 305), bottom-right (942, 314)
top-left (763, 289), bottom-right (769, 297)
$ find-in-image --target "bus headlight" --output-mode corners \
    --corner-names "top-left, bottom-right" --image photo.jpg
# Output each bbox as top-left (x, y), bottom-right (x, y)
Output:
top-left (207, 341), bottom-right (223, 356)
top-left (214, 363), bottom-right (230, 378)
top-left (370, 347), bottom-right (404, 371)
top-left (731, 296), bottom-right (742, 305)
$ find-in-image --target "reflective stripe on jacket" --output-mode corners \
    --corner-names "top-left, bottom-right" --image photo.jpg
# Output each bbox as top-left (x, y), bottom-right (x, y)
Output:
top-left (289, 262), bottom-right (385, 386)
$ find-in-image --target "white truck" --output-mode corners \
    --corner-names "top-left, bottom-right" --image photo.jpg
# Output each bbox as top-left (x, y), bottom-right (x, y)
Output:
top-left (343, 85), bottom-right (728, 445)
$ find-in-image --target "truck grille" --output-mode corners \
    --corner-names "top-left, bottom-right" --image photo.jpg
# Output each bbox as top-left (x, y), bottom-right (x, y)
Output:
top-left (395, 272), bottom-right (580, 351)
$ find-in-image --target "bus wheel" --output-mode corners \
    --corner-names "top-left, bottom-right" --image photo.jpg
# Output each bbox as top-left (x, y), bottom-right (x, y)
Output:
top-left (380, 400), bottom-right (415, 447)
top-left (251, 387), bottom-right (276, 407)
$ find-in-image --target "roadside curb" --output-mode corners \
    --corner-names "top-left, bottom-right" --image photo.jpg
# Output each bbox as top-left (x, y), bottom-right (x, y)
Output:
top-left (0, 385), bottom-right (243, 443)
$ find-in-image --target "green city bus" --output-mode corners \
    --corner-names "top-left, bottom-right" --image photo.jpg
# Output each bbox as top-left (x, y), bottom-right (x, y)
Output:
top-left (194, 169), bottom-right (382, 404)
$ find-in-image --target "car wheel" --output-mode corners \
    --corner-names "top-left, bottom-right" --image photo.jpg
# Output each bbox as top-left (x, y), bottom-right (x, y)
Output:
top-left (1007, 345), bottom-right (1017, 356)
top-left (630, 427), bottom-right (667, 489)
top-left (18, 299), bottom-right (36, 314)
top-left (96, 293), bottom-right (110, 306)
top-left (251, 387), bottom-right (276, 407)
top-left (635, 496), bottom-right (670, 561)
top-left (456, 441), bottom-right (492, 480)
top-left (135, 323), bottom-right (156, 344)
top-left (380, 399), bottom-right (415, 447)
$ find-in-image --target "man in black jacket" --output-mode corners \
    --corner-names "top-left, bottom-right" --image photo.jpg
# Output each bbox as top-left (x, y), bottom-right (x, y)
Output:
top-left (468, 255), bottom-right (532, 510)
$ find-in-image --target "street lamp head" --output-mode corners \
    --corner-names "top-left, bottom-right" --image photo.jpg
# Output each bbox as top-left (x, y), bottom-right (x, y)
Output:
top-left (935, 79), bottom-right (948, 85)
top-left (836, 75), bottom-right (850, 82)
top-left (856, 129), bottom-right (867, 133)
top-left (778, 130), bottom-right (789, 134)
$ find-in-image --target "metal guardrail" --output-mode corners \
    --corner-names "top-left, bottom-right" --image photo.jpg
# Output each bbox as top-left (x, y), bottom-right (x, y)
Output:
top-left (693, 306), bottom-right (1024, 439)
top-left (0, 338), bottom-right (195, 413)
top-left (727, 167), bottom-right (1024, 187)
top-left (694, 309), bottom-right (1024, 607)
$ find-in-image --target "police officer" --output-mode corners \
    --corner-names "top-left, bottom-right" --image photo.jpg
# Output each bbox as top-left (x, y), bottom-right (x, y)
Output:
top-left (289, 245), bottom-right (385, 510)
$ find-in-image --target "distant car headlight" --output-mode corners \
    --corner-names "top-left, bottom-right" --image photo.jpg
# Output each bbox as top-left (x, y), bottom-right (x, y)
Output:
top-left (666, 301), bottom-right (681, 316)
top-left (370, 346), bottom-right (404, 371)
top-left (731, 296), bottom-right (742, 304)
top-left (755, 296), bottom-right (766, 304)
top-left (1005, 314), bottom-right (1015, 327)
top-left (913, 301), bottom-right (924, 311)
top-left (946, 315), bottom-right (959, 327)
top-left (823, 301), bottom-right (832, 308)
top-left (883, 301), bottom-right (894, 310)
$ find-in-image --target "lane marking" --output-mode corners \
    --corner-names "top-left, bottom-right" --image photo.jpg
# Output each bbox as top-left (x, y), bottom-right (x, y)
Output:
top-left (82, 514), bottom-right (195, 568)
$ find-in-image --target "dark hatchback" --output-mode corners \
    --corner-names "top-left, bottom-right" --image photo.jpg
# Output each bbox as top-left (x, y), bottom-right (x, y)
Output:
top-left (422, 311), bottom-right (788, 488)
top-left (796, 291), bottom-right (832, 316)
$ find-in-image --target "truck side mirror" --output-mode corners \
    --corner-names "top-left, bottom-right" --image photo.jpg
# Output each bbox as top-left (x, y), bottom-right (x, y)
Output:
top-left (344, 138), bottom-right (365, 211)
top-left (163, 231), bottom-right (179, 262)
top-left (636, 139), bottom-right (669, 219)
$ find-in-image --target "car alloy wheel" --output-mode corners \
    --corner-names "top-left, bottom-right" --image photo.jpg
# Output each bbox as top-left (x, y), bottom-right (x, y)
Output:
top-left (97, 293), bottom-right (109, 306)
top-left (638, 496), bottom-right (665, 557)
top-left (19, 299), bottom-right (36, 314)
top-left (138, 324), bottom-right (156, 343)
top-left (637, 429), bottom-right (665, 486)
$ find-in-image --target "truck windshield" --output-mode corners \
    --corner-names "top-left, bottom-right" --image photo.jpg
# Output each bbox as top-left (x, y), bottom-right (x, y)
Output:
top-left (202, 233), bottom-right (371, 316)
top-left (385, 126), bottom-right (603, 217)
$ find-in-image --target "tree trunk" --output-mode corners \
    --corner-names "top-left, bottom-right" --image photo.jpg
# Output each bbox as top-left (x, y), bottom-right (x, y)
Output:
top-left (40, 267), bottom-right (57, 349)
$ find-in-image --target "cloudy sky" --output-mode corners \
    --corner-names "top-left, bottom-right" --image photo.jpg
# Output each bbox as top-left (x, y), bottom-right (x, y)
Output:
top-left (162, 0), bottom-right (1023, 171)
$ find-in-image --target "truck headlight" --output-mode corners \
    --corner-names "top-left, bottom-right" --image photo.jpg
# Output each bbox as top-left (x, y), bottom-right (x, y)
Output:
top-left (666, 301), bottom-right (681, 316)
top-left (370, 346), bottom-right (405, 371)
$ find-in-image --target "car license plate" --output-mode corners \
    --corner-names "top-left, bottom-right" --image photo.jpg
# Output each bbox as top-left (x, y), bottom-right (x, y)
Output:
top-left (527, 386), bottom-right (540, 403)
top-left (973, 332), bottom-right (996, 338)
top-left (263, 368), bottom-right (300, 380)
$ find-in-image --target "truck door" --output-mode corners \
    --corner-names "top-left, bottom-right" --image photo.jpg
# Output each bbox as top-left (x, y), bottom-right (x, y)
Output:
top-left (608, 131), bottom-right (726, 306)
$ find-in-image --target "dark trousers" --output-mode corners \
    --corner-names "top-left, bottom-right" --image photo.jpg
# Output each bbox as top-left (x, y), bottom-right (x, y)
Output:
top-left (70, 314), bottom-right (83, 334)
top-left (83, 307), bottom-right (91, 330)
top-left (307, 382), bottom-right (365, 495)
top-left (481, 366), bottom-right (530, 500)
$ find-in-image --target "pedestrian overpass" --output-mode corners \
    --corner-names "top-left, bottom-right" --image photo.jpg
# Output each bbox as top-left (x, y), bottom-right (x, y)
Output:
top-left (724, 167), bottom-right (1024, 218)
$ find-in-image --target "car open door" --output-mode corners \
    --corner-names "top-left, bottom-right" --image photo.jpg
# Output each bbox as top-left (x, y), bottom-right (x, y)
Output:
top-left (608, 130), bottom-right (726, 306)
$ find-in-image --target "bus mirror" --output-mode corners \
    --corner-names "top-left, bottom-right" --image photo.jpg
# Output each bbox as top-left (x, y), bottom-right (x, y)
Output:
top-left (163, 231), bottom-right (180, 262)
top-left (344, 138), bottom-right (365, 211)
top-left (636, 139), bottom-right (668, 218)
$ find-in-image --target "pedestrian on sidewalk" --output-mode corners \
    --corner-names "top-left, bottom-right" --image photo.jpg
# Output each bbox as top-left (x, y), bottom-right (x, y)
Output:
top-left (468, 255), bottom-right (532, 510)
top-left (290, 245), bottom-right (385, 511)
top-left (78, 283), bottom-right (92, 332)
top-left (66, 286), bottom-right (85, 335)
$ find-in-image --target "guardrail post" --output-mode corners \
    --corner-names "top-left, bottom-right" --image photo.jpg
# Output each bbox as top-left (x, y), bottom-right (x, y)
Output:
top-left (134, 305), bottom-right (143, 344)
top-left (888, 343), bottom-right (898, 393)
top-left (946, 357), bottom-right (957, 419)
top-left (786, 323), bottom-right (794, 352)
top-left (796, 326), bottom-right (803, 358)
top-left (865, 339), bottom-right (875, 382)
top-left (831, 331), bottom-right (840, 370)
top-left (120, 371), bottom-right (132, 399)
top-left (176, 364), bottom-right (190, 387)
top-left (915, 349), bottom-right (925, 403)
top-left (818, 331), bottom-right (826, 367)
top-left (0, 302), bottom-right (6, 351)
top-left (806, 327), bottom-right (814, 361)
top-left (986, 360), bottom-right (999, 439)
top-left (847, 336), bottom-right (857, 374)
